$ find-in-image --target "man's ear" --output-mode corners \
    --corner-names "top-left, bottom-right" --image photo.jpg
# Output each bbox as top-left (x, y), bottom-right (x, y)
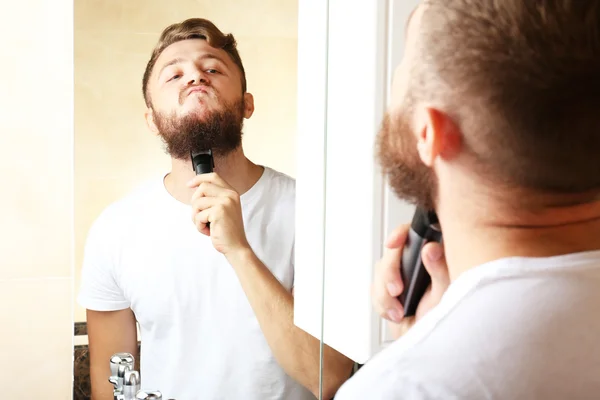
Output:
top-left (416, 107), bottom-right (461, 166)
top-left (145, 108), bottom-right (159, 134)
top-left (243, 92), bottom-right (255, 119)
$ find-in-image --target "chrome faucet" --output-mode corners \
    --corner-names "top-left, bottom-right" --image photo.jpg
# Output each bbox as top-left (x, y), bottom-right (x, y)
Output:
top-left (135, 390), bottom-right (163, 399)
top-left (123, 370), bottom-right (141, 399)
top-left (109, 353), bottom-right (135, 399)
top-left (108, 352), bottom-right (172, 400)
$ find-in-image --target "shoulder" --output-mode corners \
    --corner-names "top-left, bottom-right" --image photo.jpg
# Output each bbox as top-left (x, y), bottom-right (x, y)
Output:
top-left (336, 336), bottom-right (488, 400)
top-left (262, 167), bottom-right (296, 204)
top-left (335, 366), bottom-right (456, 400)
top-left (85, 176), bottom-right (162, 244)
top-left (265, 167), bottom-right (295, 193)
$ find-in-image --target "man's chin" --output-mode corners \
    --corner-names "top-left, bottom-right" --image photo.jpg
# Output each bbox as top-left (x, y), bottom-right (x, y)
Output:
top-left (180, 106), bottom-right (211, 121)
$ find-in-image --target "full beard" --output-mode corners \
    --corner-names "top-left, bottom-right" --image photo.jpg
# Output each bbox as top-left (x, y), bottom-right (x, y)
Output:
top-left (376, 107), bottom-right (438, 211)
top-left (154, 97), bottom-right (245, 160)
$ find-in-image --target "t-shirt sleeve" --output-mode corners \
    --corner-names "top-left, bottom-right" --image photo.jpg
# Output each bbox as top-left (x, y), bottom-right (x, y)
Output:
top-left (77, 209), bottom-right (130, 311)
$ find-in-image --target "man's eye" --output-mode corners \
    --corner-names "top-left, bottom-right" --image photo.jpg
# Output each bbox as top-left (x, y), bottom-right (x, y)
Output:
top-left (207, 69), bottom-right (218, 74)
top-left (168, 74), bottom-right (181, 82)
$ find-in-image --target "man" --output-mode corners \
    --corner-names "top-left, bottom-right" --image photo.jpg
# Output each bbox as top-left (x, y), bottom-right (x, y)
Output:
top-left (337, 1), bottom-right (600, 399)
top-left (78, 18), bottom-right (353, 400)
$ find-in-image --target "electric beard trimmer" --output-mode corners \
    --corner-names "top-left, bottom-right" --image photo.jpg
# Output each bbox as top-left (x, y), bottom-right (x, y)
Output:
top-left (191, 149), bottom-right (214, 175)
top-left (191, 149), bottom-right (214, 229)
top-left (398, 207), bottom-right (442, 317)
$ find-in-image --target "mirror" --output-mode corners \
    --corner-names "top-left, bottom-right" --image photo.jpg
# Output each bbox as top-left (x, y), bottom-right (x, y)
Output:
top-left (72, 1), bottom-right (338, 399)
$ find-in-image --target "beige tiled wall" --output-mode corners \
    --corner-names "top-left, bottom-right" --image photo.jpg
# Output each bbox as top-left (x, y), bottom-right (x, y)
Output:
top-left (0, 0), bottom-right (74, 398)
top-left (74, 0), bottom-right (298, 321)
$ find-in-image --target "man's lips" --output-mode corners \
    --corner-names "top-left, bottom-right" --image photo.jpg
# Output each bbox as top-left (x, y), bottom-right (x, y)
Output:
top-left (187, 86), bottom-right (208, 97)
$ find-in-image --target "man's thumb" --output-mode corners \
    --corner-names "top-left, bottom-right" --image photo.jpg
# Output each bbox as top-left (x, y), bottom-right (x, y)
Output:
top-left (421, 242), bottom-right (450, 288)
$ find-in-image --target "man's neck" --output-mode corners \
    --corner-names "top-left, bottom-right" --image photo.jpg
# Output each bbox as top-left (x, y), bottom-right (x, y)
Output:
top-left (437, 187), bottom-right (600, 281)
top-left (164, 147), bottom-right (264, 205)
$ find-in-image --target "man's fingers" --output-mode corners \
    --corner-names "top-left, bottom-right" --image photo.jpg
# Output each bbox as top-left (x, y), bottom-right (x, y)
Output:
top-left (191, 196), bottom-right (216, 215)
top-left (187, 172), bottom-right (215, 188)
top-left (421, 242), bottom-right (450, 292)
top-left (372, 246), bottom-right (405, 323)
top-left (193, 209), bottom-right (211, 236)
top-left (381, 247), bottom-right (404, 297)
top-left (385, 223), bottom-right (410, 249)
top-left (187, 172), bottom-right (231, 190)
top-left (191, 182), bottom-right (223, 202)
top-left (191, 195), bottom-right (234, 231)
top-left (372, 285), bottom-right (405, 323)
top-left (380, 245), bottom-right (405, 297)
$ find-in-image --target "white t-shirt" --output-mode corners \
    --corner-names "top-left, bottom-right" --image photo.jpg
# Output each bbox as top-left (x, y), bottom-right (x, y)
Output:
top-left (78, 167), bottom-right (314, 400)
top-left (335, 250), bottom-right (600, 400)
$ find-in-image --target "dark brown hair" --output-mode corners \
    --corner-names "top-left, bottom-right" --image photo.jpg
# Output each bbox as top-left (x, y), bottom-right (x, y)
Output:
top-left (142, 18), bottom-right (247, 107)
top-left (413, 0), bottom-right (600, 194)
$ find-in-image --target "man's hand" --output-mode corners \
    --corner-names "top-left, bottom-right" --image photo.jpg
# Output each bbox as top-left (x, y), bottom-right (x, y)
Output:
top-left (187, 173), bottom-right (251, 257)
top-left (371, 223), bottom-right (450, 339)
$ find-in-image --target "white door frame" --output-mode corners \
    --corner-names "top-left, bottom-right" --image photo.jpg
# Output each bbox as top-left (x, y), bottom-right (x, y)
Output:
top-left (294, 0), bottom-right (420, 364)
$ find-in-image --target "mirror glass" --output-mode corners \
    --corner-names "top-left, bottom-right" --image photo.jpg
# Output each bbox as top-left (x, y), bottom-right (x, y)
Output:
top-left (73, 1), bottom-right (322, 399)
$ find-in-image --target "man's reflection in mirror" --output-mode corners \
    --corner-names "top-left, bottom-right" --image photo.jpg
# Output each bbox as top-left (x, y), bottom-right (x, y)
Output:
top-left (77, 18), bottom-right (353, 400)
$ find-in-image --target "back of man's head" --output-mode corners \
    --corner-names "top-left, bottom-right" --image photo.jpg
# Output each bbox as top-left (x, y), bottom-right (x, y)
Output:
top-left (412, 0), bottom-right (600, 195)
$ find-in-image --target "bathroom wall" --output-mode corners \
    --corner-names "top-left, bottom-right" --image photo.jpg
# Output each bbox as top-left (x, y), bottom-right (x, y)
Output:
top-left (74, 0), bottom-right (299, 322)
top-left (0, 0), bottom-right (74, 398)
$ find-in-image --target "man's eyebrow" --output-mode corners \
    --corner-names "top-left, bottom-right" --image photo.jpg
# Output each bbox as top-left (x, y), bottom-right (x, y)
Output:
top-left (157, 54), bottom-right (229, 78)
top-left (158, 57), bottom-right (184, 78)
top-left (198, 53), bottom-right (228, 67)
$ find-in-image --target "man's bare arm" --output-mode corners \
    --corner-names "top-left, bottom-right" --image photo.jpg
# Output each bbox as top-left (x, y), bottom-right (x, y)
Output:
top-left (87, 308), bottom-right (138, 400)
top-left (229, 250), bottom-right (355, 399)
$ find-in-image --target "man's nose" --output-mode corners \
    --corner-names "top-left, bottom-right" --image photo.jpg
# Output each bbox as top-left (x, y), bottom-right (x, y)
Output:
top-left (187, 71), bottom-right (209, 86)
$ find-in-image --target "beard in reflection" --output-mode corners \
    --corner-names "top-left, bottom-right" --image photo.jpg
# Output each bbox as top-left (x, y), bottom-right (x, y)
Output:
top-left (376, 106), bottom-right (438, 211)
top-left (154, 97), bottom-right (245, 160)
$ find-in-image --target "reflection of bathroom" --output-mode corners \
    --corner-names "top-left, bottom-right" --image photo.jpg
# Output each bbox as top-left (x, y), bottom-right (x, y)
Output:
top-left (73, 0), bottom-right (299, 398)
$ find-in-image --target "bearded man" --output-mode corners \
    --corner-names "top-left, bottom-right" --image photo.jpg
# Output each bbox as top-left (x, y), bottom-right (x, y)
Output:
top-left (78, 17), bottom-right (353, 400)
top-left (338, 1), bottom-right (600, 399)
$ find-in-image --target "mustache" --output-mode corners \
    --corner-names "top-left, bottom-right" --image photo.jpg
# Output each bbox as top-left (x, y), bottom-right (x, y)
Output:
top-left (178, 84), bottom-right (215, 105)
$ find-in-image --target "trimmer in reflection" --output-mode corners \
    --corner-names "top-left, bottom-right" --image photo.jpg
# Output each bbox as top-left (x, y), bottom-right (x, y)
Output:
top-left (398, 207), bottom-right (443, 317)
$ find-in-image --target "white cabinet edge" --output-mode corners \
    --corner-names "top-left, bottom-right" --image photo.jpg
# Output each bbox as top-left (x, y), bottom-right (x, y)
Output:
top-left (294, 0), bottom-right (421, 363)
